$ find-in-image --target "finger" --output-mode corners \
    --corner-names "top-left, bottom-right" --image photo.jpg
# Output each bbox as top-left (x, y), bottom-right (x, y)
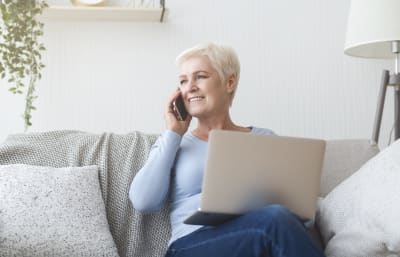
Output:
top-left (185, 115), bottom-right (192, 125)
top-left (165, 88), bottom-right (181, 110)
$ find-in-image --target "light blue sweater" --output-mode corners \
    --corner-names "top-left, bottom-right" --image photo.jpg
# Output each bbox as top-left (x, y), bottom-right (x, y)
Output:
top-left (129, 127), bottom-right (275, 245)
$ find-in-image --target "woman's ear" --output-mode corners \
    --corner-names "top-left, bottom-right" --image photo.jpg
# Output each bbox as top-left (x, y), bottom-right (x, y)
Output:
top-left (226, 74), bottom-right (237, 93)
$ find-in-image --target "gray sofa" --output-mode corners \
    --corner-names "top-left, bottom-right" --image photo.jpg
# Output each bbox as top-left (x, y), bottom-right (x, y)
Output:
top-left (0, 130), bottom-right (379, 257)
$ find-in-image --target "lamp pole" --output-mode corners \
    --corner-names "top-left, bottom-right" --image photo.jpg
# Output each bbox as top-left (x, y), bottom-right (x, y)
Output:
top-left (389, 41), bottom-right (400, 141)
top-left (388, 75), bottom-right (400, 142)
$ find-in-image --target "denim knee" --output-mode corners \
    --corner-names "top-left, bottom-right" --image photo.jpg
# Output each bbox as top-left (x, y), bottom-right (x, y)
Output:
top-left (252, 204), bottom-right (298, 226)
top-left (259, 204), bottom-right (291, 217)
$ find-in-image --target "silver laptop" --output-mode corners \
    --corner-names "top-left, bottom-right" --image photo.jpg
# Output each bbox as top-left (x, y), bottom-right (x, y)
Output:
top-left (184, 130), bottom-right (326, 226)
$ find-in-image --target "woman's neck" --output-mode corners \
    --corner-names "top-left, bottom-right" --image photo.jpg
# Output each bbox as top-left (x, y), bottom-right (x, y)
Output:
top-left (192, 117), bottom-right (250, 141)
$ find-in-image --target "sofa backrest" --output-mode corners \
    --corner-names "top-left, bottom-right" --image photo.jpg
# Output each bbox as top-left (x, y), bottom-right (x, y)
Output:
top-left (320, 139), bottom-right (379, 197)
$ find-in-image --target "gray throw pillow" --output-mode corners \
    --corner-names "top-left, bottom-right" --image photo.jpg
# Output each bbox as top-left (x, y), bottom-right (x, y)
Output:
top-left (0, 164), bottom-right (120, 257)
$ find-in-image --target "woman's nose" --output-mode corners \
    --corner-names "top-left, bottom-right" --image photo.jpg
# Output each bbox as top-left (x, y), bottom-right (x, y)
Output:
top-left (187, 79), bottom-right (198, 91)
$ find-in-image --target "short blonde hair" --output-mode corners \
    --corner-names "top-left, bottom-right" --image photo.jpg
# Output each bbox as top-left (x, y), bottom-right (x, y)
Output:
top-left (176, 43), bottom-right (241, 105)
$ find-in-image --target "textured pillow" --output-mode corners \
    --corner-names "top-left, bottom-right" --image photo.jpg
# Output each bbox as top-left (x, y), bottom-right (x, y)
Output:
top-left (316, 139), bottom-right (400, 257)
top-left (0, 164), bottom-right (120, 257)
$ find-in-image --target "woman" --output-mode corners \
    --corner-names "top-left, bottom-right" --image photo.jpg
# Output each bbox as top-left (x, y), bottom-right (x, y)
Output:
top-left (129, 43), bottom-right (325, 257)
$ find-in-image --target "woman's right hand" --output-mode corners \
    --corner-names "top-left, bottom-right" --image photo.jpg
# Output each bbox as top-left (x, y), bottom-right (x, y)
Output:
top-left (164, 88), bottom-right (192, 136)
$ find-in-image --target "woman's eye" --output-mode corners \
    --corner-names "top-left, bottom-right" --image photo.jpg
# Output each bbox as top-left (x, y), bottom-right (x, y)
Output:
top-left (180, 80), bottom-right (187, 85)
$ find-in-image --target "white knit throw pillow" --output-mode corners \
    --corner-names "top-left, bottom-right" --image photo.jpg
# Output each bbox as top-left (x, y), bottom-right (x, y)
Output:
top-left (0, 164), bottom-right (120, 257)
top-left (316, 139), bottom-right (400, 257)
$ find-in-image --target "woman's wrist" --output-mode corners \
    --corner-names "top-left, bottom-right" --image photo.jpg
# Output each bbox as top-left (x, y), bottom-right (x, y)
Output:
top-left (164, 129), bottom-right (183, 140)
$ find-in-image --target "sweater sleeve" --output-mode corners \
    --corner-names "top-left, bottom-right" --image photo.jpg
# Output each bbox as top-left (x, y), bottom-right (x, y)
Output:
top-left (129, 130), bottom-right (182, 213)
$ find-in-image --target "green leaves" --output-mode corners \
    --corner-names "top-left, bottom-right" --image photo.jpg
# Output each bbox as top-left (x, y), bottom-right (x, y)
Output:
top-left (0, 0), bottom-right (48, 131)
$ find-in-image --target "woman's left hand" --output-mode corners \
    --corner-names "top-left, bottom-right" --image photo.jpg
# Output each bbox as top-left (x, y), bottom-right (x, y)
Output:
top-left (164, 88), bottom-right (192, 136)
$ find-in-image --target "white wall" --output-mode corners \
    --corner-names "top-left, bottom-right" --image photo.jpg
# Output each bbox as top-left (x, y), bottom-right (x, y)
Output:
top-left (0, 0), bottom-right (395, 149)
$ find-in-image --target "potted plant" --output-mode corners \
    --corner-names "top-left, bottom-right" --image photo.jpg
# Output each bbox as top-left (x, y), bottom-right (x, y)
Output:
top-left (0, 0), bottom-right (48, 131)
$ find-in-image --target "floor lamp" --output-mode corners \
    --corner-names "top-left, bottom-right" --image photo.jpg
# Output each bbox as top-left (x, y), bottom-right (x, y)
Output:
top-left (344, 0), bottom-right (400, 145)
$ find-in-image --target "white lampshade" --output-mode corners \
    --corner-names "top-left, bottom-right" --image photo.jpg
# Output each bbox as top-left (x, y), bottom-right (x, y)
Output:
top-left (345, 0), bottom-right (400, 59)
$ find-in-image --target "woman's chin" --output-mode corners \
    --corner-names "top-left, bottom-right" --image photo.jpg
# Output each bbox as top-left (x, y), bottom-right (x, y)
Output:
top-left (189, 112), bottom-right (203, 119)
top-left (187, 109), bottom-right (202, 118)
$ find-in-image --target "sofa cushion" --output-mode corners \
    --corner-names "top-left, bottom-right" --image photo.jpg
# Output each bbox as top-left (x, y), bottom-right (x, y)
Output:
top-left (320, 139), bottom-right (379, 197)
top-left (316, 139), bottom-right (400, 257)
top-left (0, 164), bottom-right (119, 257)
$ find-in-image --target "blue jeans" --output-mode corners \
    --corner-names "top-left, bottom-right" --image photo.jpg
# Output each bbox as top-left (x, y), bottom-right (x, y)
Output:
top-left (165, 205), bottom-right (325, 257)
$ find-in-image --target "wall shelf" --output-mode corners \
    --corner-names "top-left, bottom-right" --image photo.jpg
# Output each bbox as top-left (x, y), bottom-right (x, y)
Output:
top-left (41, 6), bottom-right (167, 22)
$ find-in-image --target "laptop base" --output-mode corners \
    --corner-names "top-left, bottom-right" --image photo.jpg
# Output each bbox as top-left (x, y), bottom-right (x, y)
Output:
top-left (183, 211), bottom-right (241, 226)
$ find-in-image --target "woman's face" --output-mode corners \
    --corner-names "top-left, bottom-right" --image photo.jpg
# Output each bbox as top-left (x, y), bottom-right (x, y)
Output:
top-left (178, 55), bottom-right (233, 119)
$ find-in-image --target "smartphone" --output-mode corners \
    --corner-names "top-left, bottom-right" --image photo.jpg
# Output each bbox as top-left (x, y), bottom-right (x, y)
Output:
top-left (173, 95), bottom-right (188, 121)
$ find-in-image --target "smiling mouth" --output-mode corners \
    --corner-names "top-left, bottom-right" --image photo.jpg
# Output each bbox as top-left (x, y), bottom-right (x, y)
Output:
top-left (188, 96), bottom-right (205, 102)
